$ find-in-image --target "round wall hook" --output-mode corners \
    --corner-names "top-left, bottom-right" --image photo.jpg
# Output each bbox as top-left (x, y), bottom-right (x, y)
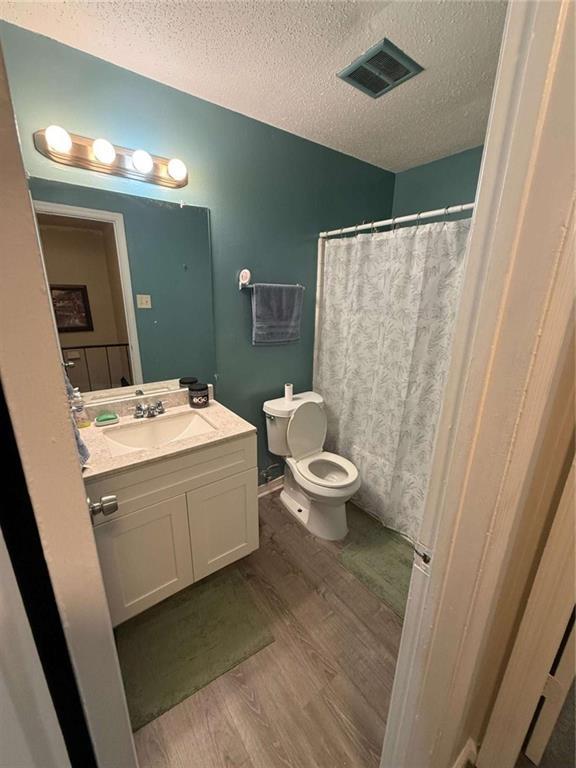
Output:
top-left (238, 268), bottom-right (251, 290)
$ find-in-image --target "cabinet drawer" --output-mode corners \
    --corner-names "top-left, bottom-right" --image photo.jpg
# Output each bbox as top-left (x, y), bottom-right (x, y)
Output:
top-left (94, 494), bottom-right (193, 626)
top-left (187, 468), bottom-right (258, 580)
top-left (88, 433), bottom-right (256, 526)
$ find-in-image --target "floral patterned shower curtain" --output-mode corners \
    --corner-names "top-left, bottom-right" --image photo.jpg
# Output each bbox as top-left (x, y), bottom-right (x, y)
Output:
top-left (314, 219), bottom-right (471, 540)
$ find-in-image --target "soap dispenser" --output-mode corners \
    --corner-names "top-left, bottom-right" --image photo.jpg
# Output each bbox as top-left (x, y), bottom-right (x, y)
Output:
top-left (71, 388), bottom-right (91, 429)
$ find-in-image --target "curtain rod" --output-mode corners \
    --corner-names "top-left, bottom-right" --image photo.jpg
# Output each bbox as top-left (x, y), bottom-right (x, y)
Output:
top-left (319, 202), bottom-right (475, 239)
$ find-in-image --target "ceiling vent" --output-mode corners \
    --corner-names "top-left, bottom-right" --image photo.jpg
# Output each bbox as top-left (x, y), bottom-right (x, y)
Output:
top-left (338, 38), bottom-right (423, 99)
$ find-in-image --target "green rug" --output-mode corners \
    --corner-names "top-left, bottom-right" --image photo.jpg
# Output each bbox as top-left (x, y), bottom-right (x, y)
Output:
top-left (115, 568), bottom-right (274, 731)
top-left (339, 504), bottom-right (413, 618)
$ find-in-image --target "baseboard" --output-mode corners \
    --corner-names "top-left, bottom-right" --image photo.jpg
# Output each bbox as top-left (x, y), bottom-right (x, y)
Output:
top-left (451, 738), bottom-right (478, 768)
top-left (257, 475), bottom-right (284, 498)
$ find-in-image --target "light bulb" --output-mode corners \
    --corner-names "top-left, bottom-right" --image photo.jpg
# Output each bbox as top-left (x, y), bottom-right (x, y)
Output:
top-left (92, 138), bottom-right (116, 165)
top-left (45, 125), bottom-right (72, 154)
top-left (167, 158), bottom-right (187, 181)
top-left (132, 149), bottom-right (153, 174)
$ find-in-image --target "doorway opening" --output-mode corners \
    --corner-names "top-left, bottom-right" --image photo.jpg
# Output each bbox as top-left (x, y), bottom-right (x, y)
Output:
top-left (35, 203), bottom-right (143, 390)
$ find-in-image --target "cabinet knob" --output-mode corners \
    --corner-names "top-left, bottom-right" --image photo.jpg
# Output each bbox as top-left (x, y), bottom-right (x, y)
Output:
top-left (88, 495), bottom-right (118, 517)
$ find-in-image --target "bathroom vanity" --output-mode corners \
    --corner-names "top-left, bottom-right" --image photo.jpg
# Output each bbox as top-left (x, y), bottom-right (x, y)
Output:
top-left (82, 399), bottom-right (258, 626)
top-left (28, 180), bottom-right (260, 627)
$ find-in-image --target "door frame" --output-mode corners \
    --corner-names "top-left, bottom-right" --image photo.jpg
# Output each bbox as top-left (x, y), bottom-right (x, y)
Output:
top-left (0, 49), bottom-right (138, 768)
top-left (0, 522), bottom-right (71, 768)
top-left (477, 459), bottom-right (575, 768)
top-left (381, 1), bottom-right (575, 766)
top-left (33, 200), bottom-right (144, 385)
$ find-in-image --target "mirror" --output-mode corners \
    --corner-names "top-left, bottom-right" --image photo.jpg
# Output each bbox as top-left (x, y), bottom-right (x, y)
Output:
top-left (31, 177), bottom-right (215, 398)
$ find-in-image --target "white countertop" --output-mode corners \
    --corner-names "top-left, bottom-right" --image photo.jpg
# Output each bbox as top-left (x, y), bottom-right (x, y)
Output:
top-left (81, 400), bottom-right (256, 481)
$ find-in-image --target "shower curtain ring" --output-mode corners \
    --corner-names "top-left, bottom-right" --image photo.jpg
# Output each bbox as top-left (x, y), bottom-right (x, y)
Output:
top-left (416, 212), bottom-right (421, 228)
top-left (443, 206), bottom-right (450, 226)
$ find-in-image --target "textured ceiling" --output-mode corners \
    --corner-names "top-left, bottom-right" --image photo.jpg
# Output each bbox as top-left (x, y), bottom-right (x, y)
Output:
top-left (0, 0), bottom-right (507, 171)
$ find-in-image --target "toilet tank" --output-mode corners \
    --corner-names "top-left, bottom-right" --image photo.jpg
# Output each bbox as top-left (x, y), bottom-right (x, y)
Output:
top-left (263, 391), bottom-right (324, 457)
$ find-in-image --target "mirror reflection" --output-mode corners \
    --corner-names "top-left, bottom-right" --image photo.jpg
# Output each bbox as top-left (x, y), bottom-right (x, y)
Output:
top-left (32, 178), bottom-right (214, 394)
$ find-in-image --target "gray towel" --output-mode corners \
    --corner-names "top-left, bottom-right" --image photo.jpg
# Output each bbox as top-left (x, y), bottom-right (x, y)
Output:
top-left (64, 369), bottom-right (75, 399)
top-left (251, 283), bottom-right (304, 345)
top-left (64, 369), bottom-right (90, 466)
top-left (71, 414), bottom-right (91, 467)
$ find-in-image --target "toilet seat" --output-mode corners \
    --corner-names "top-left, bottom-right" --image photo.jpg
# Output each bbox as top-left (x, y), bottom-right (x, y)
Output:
top-left (286, 401), bottom-right (327, 459)
top-left (295, 451), bottom-right (359, 489)
top-left (286, 402), bottom-right (358, 490)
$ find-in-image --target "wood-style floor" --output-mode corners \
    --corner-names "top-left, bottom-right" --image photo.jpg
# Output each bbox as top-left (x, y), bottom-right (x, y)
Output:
top-left (135, 491), bottom-right (404, 768)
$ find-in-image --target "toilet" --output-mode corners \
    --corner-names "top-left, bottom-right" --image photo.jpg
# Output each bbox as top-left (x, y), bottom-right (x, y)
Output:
top-left (263, 391), bottom-right (360, 540)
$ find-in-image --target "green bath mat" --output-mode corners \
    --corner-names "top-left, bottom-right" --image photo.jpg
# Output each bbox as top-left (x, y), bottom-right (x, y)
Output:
top-left (115, 568), bottom-right (274, 731)
top-left (339, 504), bottom-right (413, 618)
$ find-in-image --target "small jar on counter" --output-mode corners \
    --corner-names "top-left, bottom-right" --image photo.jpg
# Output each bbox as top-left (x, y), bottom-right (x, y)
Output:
top-left (179, 376), bottom-right (198, 388)
top-left (188, 382), bottom-right (209, 408)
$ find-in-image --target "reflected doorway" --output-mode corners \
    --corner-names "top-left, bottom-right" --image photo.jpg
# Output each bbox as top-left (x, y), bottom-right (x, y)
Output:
top-left (35, 204), bottom-right (143, 391)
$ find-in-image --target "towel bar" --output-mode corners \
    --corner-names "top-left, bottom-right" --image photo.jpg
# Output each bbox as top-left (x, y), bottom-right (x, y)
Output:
top-left (240, 283), bottom-right (305, 291)
top-left (238, 268), bottom-right (304, 291)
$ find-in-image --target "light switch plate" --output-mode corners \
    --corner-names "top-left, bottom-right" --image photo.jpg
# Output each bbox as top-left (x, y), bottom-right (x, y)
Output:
top-left (136, 294), bottom-right (152, 309)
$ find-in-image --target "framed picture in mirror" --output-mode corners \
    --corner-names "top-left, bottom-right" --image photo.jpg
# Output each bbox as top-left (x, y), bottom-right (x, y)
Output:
top-left (50, 284), bottom-right (94, 333)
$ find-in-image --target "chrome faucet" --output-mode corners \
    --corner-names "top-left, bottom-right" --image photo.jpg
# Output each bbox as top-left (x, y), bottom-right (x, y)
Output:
top-left (134, 402), bottom-right (147, 418)
top-left (147, 401), bottom-right (165, 418)
top-left (134, 401), bottom-right (165, 419)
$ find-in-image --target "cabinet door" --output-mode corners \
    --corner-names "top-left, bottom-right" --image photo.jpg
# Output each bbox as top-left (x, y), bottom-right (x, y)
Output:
top-left (94, 495), bottom-right (193, 626)
top-left (186, 469), bottom-right (258, 580)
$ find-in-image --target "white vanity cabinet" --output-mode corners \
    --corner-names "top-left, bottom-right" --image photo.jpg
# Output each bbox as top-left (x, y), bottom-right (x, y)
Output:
top-left (187, 469), bottom-right (258, 580)
top-left (95, 495), bottom-right (194, 623)
top-left (87, 433), bottom-right (258, 626)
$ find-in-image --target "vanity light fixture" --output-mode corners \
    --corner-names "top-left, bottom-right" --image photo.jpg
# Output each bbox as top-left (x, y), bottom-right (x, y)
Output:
top-left (92, 138), bottom-right (116, 165)
top-left (167, 158), bottom-right (187, 182)
top-left (33, 127), bottom-right (188, 188)
top-left (132, 149), bottom-right (154, 174)
top-left (45, 124), bottom-right (72, 154)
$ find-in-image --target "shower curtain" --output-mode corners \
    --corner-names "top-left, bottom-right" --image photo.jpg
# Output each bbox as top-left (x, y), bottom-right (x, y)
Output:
top-left (314, 219), bottom-right (471, 540)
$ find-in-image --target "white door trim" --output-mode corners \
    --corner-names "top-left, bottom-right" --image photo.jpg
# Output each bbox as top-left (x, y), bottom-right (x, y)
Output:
top-left (381, 1), bottom-right (575, 765)
top-left (33, 200), bottom-right (144, 385)
top-left (0, 50), bottom-right (138, 768)
top-left (451, 739), bottom-right (478, 768)
top-left (0, 526), bottom-right (71, 768)
top-left (477, 460), bottom-right (575, 768)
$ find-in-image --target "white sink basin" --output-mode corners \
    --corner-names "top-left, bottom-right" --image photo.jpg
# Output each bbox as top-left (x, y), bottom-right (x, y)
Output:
top-left (103, 410), bottom-right (216, 456)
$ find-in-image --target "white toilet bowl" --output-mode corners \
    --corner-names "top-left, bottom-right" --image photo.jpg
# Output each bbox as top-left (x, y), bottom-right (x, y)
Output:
top-left (263, 393), bottom-right (360, 540)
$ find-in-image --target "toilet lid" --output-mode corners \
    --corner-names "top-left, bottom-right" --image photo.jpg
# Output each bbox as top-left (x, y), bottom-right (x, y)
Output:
top-left (287, 401), bottom-right (327, 460)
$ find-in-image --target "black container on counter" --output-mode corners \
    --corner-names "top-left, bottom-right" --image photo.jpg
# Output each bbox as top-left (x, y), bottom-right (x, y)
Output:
top-left (179, 376), bottom-right (198, 388)
top-left (188, 382), bottom-right (209, 408)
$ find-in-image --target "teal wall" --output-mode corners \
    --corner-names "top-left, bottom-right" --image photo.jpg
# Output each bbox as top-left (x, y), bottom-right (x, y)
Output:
top-left (31, 179), bottom-right (215, 384)
top-left (0, 22), bottom-right (395, 474)
top-left (392, 146), bottom-right (483, 217)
